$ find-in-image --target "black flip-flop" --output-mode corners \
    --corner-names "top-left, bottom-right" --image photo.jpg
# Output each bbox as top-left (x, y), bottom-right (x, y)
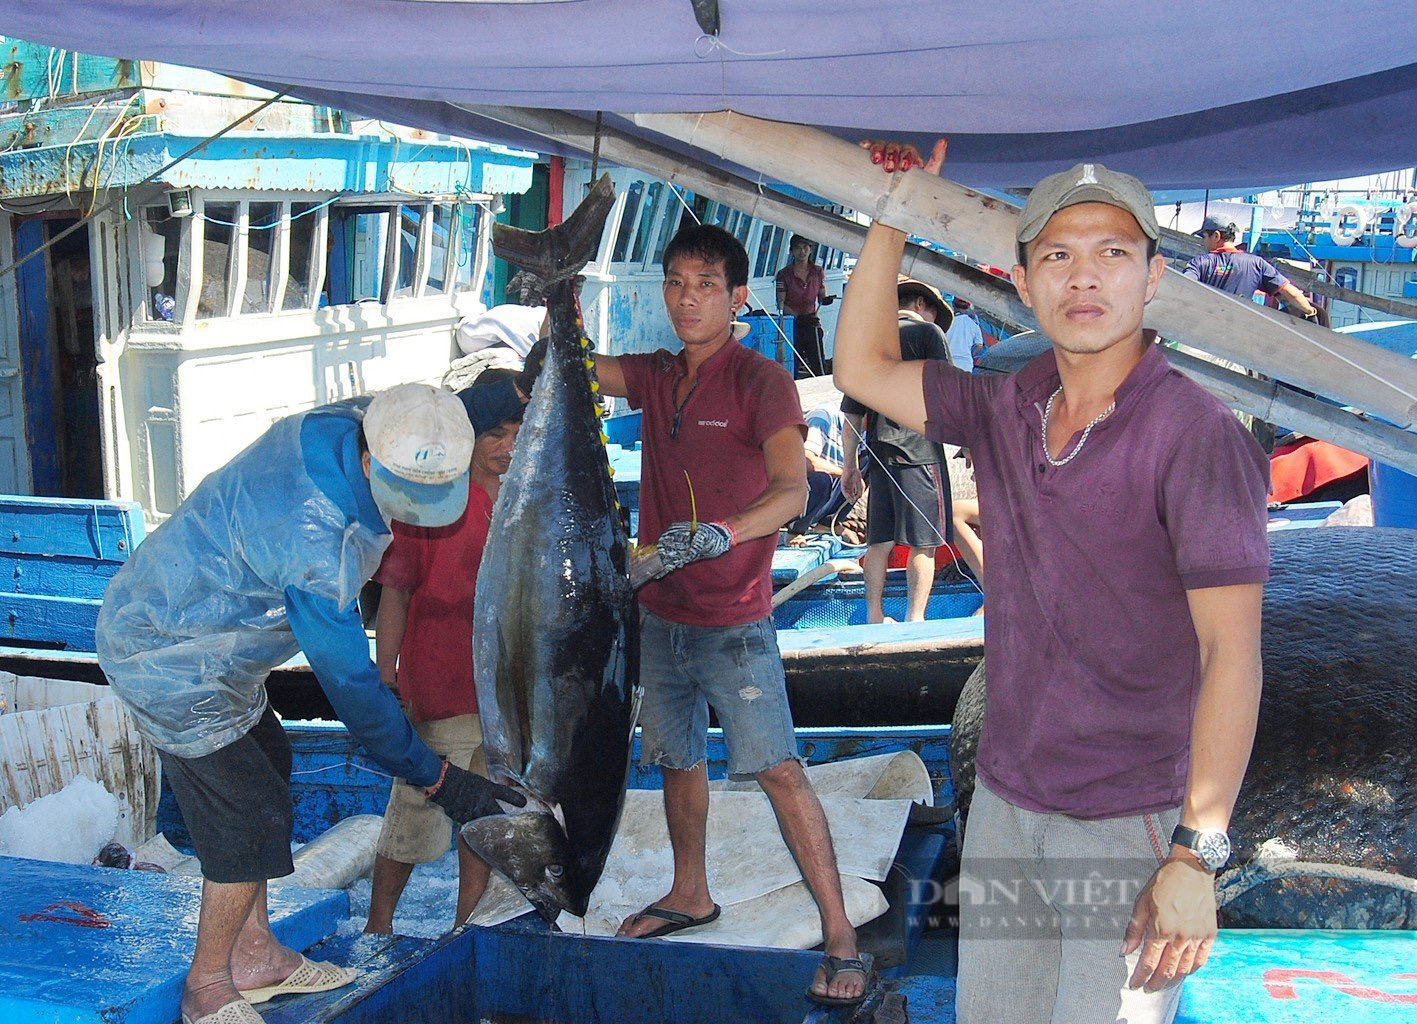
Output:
top-left (629, 902), bottom-right (721, 938)
top-left (805, 951), bottom-right (875, 1007)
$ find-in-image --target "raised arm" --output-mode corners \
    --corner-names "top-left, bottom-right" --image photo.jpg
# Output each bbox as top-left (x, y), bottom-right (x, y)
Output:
top-left (833, 139), bottom-right (950, 434)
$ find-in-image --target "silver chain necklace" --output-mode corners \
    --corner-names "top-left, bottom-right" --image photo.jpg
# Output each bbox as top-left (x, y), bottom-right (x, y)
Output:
top-left (1040, 386), bottom-right (1114, 468)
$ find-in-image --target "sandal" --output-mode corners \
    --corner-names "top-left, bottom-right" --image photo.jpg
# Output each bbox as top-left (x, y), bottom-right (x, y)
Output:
top-left (806, 951), bottom-right (875, 1007)
top-left (624, 902), bottom-right (721, 938)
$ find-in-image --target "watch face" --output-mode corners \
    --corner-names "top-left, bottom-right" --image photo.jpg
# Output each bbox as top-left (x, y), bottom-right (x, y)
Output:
top-left (1195, 830), bottom-right (1231, 870)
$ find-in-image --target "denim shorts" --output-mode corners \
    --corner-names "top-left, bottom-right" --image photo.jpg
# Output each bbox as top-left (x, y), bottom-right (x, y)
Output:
top-left (638, 610), bottom-right (801, 780)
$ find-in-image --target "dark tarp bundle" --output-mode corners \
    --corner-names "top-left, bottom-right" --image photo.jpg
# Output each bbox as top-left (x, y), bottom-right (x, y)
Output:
top-left (0, 0), bottom-right (1412, 189)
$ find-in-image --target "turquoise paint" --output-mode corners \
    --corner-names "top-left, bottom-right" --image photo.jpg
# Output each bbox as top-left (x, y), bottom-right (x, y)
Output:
top-left (0, 41), bottom-right (138, 100)
top-left (1177, 930), bottom-right (1417, 1022)
top-left (0, 131), bottom-right (534, 201)
top-left (0, 856), bottom-right (346, 1024)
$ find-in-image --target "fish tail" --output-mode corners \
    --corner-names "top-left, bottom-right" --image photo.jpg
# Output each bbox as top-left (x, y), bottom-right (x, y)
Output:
top-left (492, 174), bottom-right (616, 287)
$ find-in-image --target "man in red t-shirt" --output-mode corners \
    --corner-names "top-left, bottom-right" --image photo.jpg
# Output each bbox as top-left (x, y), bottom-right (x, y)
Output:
top-left (363, 376), bottom-right (524, 934)
top-left (589, 224), bottom-right (867, 1007)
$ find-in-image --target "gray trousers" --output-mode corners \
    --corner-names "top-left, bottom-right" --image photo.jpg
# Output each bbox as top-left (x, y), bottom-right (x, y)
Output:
top-left (956, 780), bottom-right (1185, 1024)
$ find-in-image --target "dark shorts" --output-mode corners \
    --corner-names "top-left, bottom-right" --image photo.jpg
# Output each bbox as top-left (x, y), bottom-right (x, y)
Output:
top-left (866, 460), bottom-right (951, 549)
top-left (158, 705), bottom-right (295, 883)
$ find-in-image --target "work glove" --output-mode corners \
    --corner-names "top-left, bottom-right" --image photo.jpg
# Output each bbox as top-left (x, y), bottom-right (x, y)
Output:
top-left (654, 520), bottom-right (735, 576)
top-left (426, 762), bottom-right (526, 825)
top-left (517, 336), bottom-right (549, 399)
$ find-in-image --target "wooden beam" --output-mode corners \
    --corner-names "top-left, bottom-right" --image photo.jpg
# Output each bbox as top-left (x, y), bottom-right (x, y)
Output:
top-left (471, 106), bottom-right (1416, 472)
top-left (629, 110), bottom-right (1417, 428)
top-left (471, 105), bottom-right (1031, 331)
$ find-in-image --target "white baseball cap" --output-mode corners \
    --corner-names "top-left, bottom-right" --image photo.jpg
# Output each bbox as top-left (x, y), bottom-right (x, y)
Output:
top-left (364, 383), bottom-right (474, 528)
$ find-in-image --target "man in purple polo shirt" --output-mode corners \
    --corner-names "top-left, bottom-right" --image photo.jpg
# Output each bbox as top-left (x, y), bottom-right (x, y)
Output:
top-left (836, 140), bottom-right (1268, 1024)
top-left (589, 224), bottom-right (868, 1007)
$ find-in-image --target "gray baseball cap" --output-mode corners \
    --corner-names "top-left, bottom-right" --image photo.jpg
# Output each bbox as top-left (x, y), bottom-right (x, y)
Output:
top-left (1016, 162), bottom-right (1160, 254)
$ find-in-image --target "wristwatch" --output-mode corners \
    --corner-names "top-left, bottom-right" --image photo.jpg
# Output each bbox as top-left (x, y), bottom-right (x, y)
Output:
top-left (1171, 824), bottom-right (1231, 871)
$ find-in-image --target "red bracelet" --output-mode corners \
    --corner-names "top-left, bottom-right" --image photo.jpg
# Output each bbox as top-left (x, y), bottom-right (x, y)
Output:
top-left (424, 760), bottom-right (450, 798)
top-left (714, 520), bottom-right (737, 547)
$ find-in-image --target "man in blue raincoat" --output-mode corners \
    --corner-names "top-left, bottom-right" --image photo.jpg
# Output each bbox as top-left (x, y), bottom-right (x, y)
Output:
top-left (97, 382), bottom-right (524, 1024)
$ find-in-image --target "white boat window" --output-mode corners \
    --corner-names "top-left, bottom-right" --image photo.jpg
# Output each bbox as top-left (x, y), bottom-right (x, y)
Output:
top-left (198, 202), bottom-right (238, 319)
top-left (242, 202), bottom-right (281, 315)
top-left (612, 181), bottom-right (645, 263)
top-left (427, 205), bottom-right (455, 293)
top-left (452, 204), bottom-right (482, 291)
top-left (283, 202), bottom-right (320, 311)
top-left (328, 207), bottom-right (391, 304)
top-left (629, 182), bottom-right (664, 266)
top-left (755, 224), bottom-right (783, 279)
top-left (394, 205), bottom-right (424, 296)
top-left (649, 187), bottom-right (694, 270)
top-left (729, 209), bottom-right (753, 247)
top-left (141, 208), bottom-right (183, 324)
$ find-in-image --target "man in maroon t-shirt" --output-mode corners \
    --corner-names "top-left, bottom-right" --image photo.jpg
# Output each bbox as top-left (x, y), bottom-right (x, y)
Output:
top-left (363, 377), bottom-right (523, 934)
top-left (589, 224), bottom-right (867, 1007)
top-left (836, 141), bottom-right (1267, 1024)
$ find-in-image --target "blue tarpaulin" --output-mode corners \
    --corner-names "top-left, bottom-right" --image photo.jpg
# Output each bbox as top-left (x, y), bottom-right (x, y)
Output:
top-left (0, 1), bottom-right (1411, 189)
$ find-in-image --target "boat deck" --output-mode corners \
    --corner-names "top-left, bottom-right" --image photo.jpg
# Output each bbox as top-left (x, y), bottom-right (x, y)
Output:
top-left (0, 856), bottom-right (347, 1024)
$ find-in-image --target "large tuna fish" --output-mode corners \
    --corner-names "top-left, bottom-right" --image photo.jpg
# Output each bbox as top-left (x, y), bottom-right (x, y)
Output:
top-left (949, 527), bottom-right (1417, 928)
top-left (460, 176), bottom-right (638, 921)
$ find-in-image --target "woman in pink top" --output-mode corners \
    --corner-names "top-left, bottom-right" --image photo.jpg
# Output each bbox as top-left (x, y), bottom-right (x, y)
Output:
top-left (775, 235), bottom-right (833, 379)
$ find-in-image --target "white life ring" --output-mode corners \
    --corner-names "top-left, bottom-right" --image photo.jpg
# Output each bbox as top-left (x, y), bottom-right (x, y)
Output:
top-left (1395, 202), bottom-right (1417, 250)
top-left (1328, 204), bottom-right (1367, 246)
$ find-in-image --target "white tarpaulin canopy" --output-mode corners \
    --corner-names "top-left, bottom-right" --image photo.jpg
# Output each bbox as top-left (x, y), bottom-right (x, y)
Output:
top-left (0, 0), bottom-right (1412, 189)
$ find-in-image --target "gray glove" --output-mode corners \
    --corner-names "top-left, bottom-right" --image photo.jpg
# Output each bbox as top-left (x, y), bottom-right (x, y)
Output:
top-left (654, 520), bottom-right (735, 576)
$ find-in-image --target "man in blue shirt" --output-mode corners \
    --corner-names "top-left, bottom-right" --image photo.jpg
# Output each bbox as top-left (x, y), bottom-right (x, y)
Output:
top-left (98, 383), bottom-right (523, 1024)
top-left (1184, 217), bottom-right (1319, 319)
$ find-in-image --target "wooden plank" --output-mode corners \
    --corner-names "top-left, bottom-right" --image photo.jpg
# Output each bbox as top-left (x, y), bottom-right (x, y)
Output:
top-left (0, 496), bottom-right (143, 560)
top-left (628, 110), bottom-right (1417, 428)
top-left (0, 591), bottom-right (102, 650)
top-left (0, 552), bottom-right (122, 600)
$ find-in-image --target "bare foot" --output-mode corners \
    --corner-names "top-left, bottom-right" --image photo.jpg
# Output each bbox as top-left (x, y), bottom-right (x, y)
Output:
top-left (615, 892), bottom-right (718, 939)
top-left (809, 932), bottom-right (867, 1003)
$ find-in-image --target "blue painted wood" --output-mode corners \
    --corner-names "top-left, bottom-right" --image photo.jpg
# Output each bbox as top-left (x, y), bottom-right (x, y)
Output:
top-left (777, 617), bottom-right (984, 655)
top-left (0, 856), bottom-right (347, 1024)
top-left (253, 924), bottom-right (1417, 1024)
top-left (14, 219), bottom-right (59, 496)
top-left (0, 590), bottom-right (104, 649)
top-left (0, 497), bottom-right (144, 650)
top-left (1266, 501), bottom-right (1341, 531)
top-left (604, 410), bottom-right (642, 446)
top-left (0, 495), bottom-right (145, 559)
top-left (1176, 930), bottom-right (1417, 1023)
top-left (0, 551), bottom-right (123, 600)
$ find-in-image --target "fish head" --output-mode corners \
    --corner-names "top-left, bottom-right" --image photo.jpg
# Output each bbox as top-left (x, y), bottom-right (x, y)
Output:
top-left (460, 810), bottom-right (586, 921)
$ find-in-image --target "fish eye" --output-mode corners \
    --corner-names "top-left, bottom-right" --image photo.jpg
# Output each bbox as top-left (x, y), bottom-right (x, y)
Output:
top-left (546, 863), bottom-right (564, 879)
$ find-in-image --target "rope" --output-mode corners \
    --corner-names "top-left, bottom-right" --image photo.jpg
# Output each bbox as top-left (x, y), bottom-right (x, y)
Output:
top-left (590, 111), bottom-right (604, 181)
top-left (1217, 858), bottom-right (1417, 907)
